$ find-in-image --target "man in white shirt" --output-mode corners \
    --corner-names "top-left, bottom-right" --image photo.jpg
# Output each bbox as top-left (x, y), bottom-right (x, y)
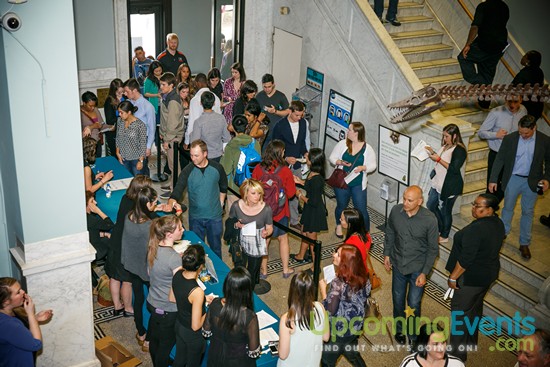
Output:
top-left (185, 73), bottom-right (221, 148)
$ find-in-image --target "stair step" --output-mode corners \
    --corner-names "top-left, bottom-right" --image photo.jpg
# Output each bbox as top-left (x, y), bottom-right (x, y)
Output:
top-left (410, 57), bottom-right (461, 78)
top-left (420, 72), bottom-right (463, 87)
top-left (391, 29), bottom-right (443, 48)
top-left (465, 158), bottom-right (487, 173)
top-left (401, 43), bottom-right (454, 63)
top-left (396, 2), bottom-right (425, 16)
top-left (462, 180), bottom-right (486, 195)
top-left (386, 15), bottom-right (433, 32)
top-left (440, 106), bottom-right (488, 124)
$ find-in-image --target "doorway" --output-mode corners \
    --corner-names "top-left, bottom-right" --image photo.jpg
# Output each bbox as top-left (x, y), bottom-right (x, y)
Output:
top-left (213, 0), bottom-right (245, 80)
top-left (128, 0), bottom-right (172, 68)
top-left (272, 28), bottom-right (302, 100)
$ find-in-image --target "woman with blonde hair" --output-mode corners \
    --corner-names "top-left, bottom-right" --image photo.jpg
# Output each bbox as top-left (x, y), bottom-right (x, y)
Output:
top-left (146, 215), bottom-right (184, 366)
top-left (229, 179), bottom-right (273, 294)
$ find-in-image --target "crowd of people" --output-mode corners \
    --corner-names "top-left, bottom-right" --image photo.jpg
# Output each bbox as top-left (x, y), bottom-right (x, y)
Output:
top-left (3, 25), bottom-right (549, 366)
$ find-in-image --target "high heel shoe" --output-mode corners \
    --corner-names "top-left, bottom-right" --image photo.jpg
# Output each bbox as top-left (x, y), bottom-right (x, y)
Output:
top-left (113, 308), bottom-right (124, 316)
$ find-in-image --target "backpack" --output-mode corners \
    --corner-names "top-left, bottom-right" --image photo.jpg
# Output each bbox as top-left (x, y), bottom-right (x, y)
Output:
top-left (234, 139), bottom-right (261, 186)
top-left (258, 166), bottom-right (286, 217)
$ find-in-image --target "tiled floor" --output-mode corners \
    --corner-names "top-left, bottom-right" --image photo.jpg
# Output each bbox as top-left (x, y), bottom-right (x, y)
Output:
top-left (92, 171), bottom-right (550, 366)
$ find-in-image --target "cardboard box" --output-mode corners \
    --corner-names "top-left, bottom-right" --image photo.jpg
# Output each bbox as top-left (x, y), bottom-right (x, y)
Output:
top-left (95, 336), bottom-right (141, 367)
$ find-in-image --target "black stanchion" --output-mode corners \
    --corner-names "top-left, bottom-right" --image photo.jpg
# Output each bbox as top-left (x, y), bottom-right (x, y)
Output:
top-left (173, 141), bottom-right (180, 189)
top-left (151, 124), bottom-right (168, 182)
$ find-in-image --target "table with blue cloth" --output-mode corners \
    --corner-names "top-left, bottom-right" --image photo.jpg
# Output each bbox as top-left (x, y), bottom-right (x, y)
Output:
top-left (93, 157), bottom-right (280, 367)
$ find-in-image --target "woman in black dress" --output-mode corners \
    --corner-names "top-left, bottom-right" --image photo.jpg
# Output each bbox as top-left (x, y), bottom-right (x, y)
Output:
top-left (290, 148), bottom-right (328, 264)
top-left (103, 78), bottom-right (124, 156)
top-left (105, 175), bottom-right (154, 317)
top-left (202, 267), bottom-right (260, 367)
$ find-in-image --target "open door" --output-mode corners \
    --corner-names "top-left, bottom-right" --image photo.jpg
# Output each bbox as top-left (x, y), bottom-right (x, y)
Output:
top-left (272, 28), bottom-right (302, 100)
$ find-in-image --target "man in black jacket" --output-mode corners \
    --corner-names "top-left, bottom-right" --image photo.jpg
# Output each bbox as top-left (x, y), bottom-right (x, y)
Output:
top-left (489, 115), bottom-right (550, 259)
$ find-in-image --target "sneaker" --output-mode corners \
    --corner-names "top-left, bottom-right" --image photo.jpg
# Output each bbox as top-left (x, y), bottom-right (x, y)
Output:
top-left (160, 185), bottom-right (171, 192)
top-left (379, 17), bottom-right (389, 24)
top-left (159, 191), bottom-right (171, 200)
top-left (387, 18), bottom-right (401, 26)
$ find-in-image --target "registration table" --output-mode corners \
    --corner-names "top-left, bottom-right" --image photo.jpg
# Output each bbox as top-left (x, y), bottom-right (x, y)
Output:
top-left (93, 157), bottom-right (280, 367)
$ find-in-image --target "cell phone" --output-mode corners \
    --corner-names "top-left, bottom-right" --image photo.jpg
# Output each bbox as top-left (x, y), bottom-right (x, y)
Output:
top-left (263, 106), bottom-right (269, 111)
top-left (268, 341), bottom-right (279, 355)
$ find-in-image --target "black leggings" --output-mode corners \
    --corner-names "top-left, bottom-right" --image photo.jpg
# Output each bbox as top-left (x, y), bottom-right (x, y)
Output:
top-left (146, 302), bottom-right (177, 367)
top-left (128, 272), bottom-right (149, 337)
top-left (246, 255), bottom-right (262, 286)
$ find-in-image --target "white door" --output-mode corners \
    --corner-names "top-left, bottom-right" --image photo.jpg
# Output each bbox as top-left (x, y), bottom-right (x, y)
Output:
top-left (272, 28), bottom-right (302, 101)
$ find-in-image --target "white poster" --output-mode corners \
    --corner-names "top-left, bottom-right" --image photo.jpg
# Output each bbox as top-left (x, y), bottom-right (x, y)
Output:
top-left (378, 125), bottom-right (411, 186)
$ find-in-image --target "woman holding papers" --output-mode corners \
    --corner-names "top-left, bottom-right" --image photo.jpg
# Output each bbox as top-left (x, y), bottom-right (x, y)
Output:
top-left (202, 267), bottom-right (260, 367)
top-left (146, 215), bottom-right (183, 366)
top-left (278, 271), bottom-right (329, 366)
top-left (115, 100), bottom-right (148, 175)
top-left (83, 137), bottom-right (114, 193)
top-left (425, 123), bottom-right (467, 243)
top-left (329, 122), bottom-right (377, 237)
top-left (229, 179), bottom-right (273, 294)
top-left (319, 245), bottom-right (370, 367)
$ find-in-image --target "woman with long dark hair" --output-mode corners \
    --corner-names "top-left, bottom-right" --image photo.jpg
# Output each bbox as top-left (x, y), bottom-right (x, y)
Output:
top-left (144, 61), bottom-right (163, 118)
top-left (291, 148), bottom-right (328, 264)
top-left (252, 140), bottom-right (297, 278)
top-left (171, 244), bottom-right (214, 367)
top-left (222, 62), bottom-right (246, 124)
top-left (0, 278), bottom-right (53, 366)
top-left (146, 215), bottom-right (184, 366)
top-left (202, 267), bottom-right (260, 367)
top-left (103, 78), bottom-right (124, 156)
top-left (115, 100), bottom-right (147, 175)
top-left (233, 80), bottom-right (258, 117)
top-left (341, 208), bottom-right (372, 265)
top-left (319, 245), bottom-right (370, 367)
top-left (82, 137), bottom-right (114, 193)
top-left (207, 67), bottom-right (223, 100)
top-left (329, 121), bottom-right (377, 237)
top-left (278, 271), bottom-right (329, 366)
top-left (244, 99), bottom-right (269, 145)
top-left (426, 123), bottom-right (467, 243)
top-left (121, 187), bottom-right (159, 352)
top-left (176, 63), bottom-right (195, 97)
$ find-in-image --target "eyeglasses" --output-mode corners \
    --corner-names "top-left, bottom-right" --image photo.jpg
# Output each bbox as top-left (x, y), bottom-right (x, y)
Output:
top-left (471, 202), bottom-right (488, 208)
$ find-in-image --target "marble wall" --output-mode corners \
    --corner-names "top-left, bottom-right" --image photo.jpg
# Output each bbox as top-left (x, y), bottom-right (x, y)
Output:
top-left (244, 0), bottom-right (455, 213)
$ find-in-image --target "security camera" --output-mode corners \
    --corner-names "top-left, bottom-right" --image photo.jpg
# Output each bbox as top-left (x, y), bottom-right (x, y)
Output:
top-left (1, 12), bottom-right (22, 32)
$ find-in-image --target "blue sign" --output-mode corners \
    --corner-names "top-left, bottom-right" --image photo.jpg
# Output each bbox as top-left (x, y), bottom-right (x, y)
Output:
top-left (325, 89), bottom-right (354, 142)
top-left (306, 67), bottom-right (324, 92)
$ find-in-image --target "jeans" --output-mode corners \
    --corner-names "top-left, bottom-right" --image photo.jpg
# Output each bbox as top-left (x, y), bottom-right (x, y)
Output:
top-left (374, 0), bottom-right (398, 21)
top-left (426, 188), bottom-right (458, 239)
top-left (501, 174), bottom-right (539, 245)
top-left (129, 272), bottom-right (149, 337)
top-left (457, 40), bottom-right (502, 86)
top-left (174, 320), bottom-right (205, 367)
top-left (321, 335), bottom-right (367, 367)
top-left (189, 217), bottom-right (223, 258)
top-left (122, 158), bottom-right (148, 176)
top-left (146, 302), bottom-right (177, 367)
top-left (289, 167), bottom-right (302, 225)
top-left (392, 267), bottom-right (425, 341)
top-left (334, 185), bottom-right (370, 232)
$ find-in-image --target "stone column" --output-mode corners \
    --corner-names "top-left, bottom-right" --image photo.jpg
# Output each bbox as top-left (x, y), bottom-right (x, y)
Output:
top-left (11, 234), bottom-right (100, 367)
top-left (528, 276), bottom-right (550, 331)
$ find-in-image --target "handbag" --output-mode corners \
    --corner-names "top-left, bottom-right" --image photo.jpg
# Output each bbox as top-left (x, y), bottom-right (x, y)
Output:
top-left (366, 252), bottom-right (381, 290)
top-left (326, 144), bottom-right (366, 189)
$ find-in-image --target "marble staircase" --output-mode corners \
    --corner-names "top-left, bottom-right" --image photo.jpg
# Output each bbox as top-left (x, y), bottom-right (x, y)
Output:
top-left (379, 0), bottom-right (542, 329)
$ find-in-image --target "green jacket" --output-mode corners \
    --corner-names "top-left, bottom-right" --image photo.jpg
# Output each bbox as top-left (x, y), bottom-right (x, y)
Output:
top-left (220, 134), bottom-right (261, 193)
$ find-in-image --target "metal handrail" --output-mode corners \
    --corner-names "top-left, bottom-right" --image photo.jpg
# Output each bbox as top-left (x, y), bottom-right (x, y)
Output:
top-left (456, 0), bottom-right (549, 125)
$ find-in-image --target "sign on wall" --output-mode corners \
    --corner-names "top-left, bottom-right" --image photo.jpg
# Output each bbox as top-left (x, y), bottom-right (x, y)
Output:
top-left (306, 67), bottom-right (324, 92)
top-left (325, 89), bottom-right (354, 142)
top-left (378, 125), bottom-right (411, 186)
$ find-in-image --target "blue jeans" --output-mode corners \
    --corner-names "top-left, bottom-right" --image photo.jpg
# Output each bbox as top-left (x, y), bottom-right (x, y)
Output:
top-left (334, 185), bottom-right (370, 232)
top-left (426, 188), bottom-right (458, 239)
top-left (501, 175), bottom-right (539, 246)
top-left (123, 158), bottom-right (148, 176)
top-left (189, 217), bottom-right (223, 258)
top-left (392, 267), bottom-right (425, 341)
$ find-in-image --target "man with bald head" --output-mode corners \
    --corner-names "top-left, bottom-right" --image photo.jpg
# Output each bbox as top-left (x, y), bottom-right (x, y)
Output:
top-left (516, 329), bottom-right (550, 367)
top-left (384, 185), bottom-right (439, 346)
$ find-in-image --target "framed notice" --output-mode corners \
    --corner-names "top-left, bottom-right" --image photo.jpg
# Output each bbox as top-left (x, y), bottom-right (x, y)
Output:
top-left (306, 67), bottom-right (324, 92)
top-left (324, 89), bottom-right (354, 143)
top-left (378, 125), bottom-right (411, 186)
